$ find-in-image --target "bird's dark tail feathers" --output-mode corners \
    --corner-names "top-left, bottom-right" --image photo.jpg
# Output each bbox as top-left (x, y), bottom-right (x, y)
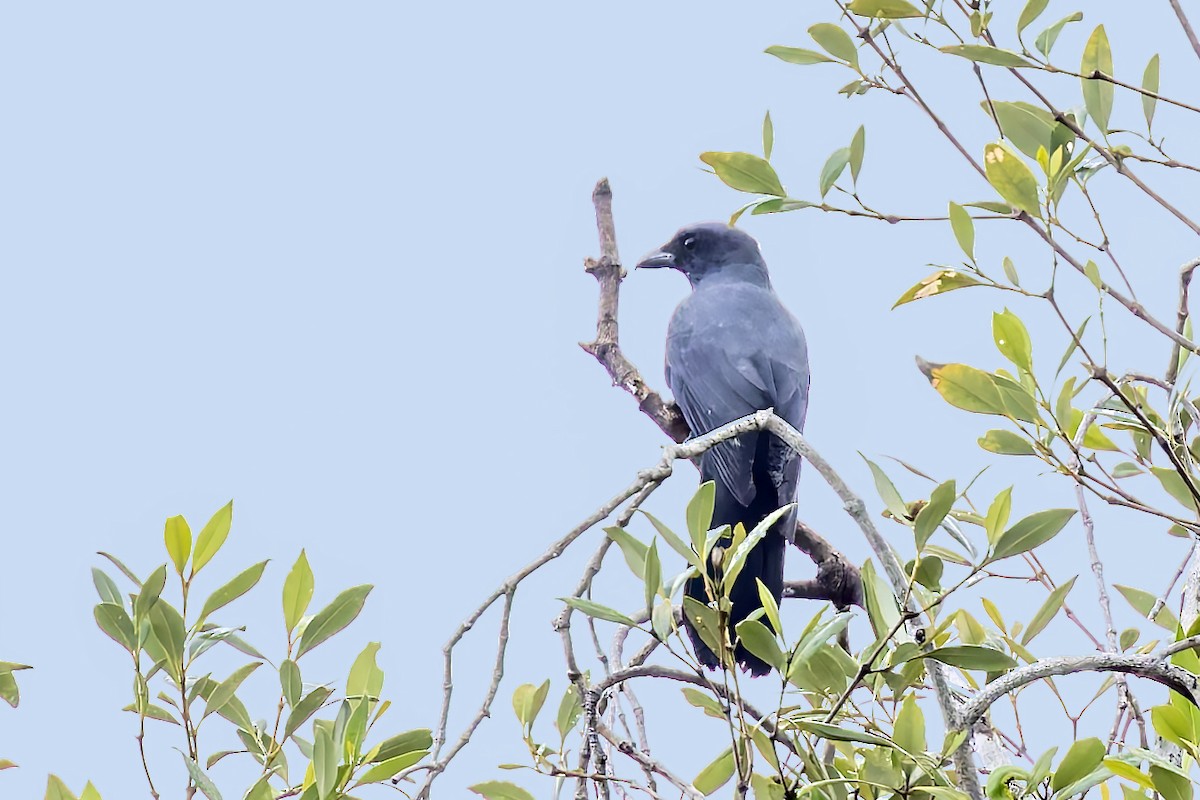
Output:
top-left (683, 529), bottom-right (787, 677)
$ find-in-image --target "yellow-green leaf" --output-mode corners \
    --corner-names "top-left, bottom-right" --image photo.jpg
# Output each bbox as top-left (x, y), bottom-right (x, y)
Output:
top-left (949, 202), bottom-right (974, 261)
top-left (1017, 0), bottom-right (1050, 36)
top-left (893, 694), bottom-right (926, 755)
top-left (984, 143), bottom-right (1040, 217)
top-left (1022, 576), bottom-right (1076, 644)
top-left (1081, 26), bottom-right (1114, 133)
top-left (809, 23), bottom-right (859, 67)
top-left (192, 501), bottom-right (233, 575)
top-left (1143, 54), bottom-right (1160, 130)
top-left (164, 515), bottom-right (191, 575)
top-left (940, 44), bottom-right (1033, 68)
top-left (765, 46), bottom-right (835, 66)
top-left (849, 125), bottom-right (866, 183)
top-left (1051, 738), bottom-right (1104, 792)
top-left (694, 749), bottom-right (736, 796)
top-left (282, 549), bottom-right (315, 635)
top-left (700, 152), bottom-right (786, 196)
top-left (819, 147), bottom-right (851, 197)
top-left (991, 508), bottom-right (1076, 561)
top-left (914, 480), bottom-right (956, 550)
top-left (979, 429), bottom-right (1035, 456)
top-left (993, 308), bottom-right (1032, 371)
top-left (847, 0), bottom-right (924, 19)
top-left (893, 270), bottom-right (982, 308)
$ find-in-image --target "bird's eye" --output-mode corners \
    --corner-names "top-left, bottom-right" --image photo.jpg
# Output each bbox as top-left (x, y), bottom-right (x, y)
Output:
top-left (682, 235), bottom-right (697, 250)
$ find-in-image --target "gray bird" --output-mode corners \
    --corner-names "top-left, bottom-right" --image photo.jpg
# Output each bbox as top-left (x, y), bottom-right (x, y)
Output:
top-left (638, 222), bottom-right (810, 676)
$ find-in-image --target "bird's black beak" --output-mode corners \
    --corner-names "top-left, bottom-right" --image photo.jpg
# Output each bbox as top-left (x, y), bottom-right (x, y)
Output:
top-left (636, 249), bottom-right (675, 269)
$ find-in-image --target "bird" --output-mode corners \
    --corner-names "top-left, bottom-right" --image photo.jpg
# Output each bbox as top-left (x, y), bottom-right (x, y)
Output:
top-left (638, 222), bottom-right (810, 676)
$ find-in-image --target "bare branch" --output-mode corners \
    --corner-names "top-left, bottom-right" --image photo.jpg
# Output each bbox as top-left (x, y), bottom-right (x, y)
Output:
top-left (1166, 258), bottom-right (1200, 384)
top-left (957, 654), bottom-right (1200, 732)
top-left (1168, 0), bottom-right (1200, 63)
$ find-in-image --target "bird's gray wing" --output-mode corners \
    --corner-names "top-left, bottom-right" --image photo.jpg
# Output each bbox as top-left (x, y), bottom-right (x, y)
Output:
top-left (667, 301), bottom-right (810, 510)
top-left (669, 345), bottom-right (775, 507)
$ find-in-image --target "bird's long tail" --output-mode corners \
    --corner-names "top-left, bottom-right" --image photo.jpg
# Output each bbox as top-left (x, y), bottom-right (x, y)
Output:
top-left (683, 529), bottom-right (786, 677)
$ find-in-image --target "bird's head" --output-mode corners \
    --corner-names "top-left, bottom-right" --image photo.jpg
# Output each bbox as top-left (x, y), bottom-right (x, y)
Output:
top-left (636, 222), bottom-right (768, 286)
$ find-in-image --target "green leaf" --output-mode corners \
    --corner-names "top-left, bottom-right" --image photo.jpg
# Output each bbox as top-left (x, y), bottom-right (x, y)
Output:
top-left (1052, 738), bottom-right (1104, 792)
top-left (98, 551), bottom-right (142, 586)
top-left (644, 539), bottom-right (662, 616)
top-left (204, 662), bottom-right (262, 719)
top-left (940, 45), bottom-right (1033, 68)
top-left (95, 603), bottom-right (137, 652)
top-left (559, 597), bottom-right (638, 627)
top-left (735, 619), bottom-right (784, 672)
top-left (985, 489), bottom-right (1011, 548)
top-left (1022, 576), bottom-right (1076, 644)
top-left (191, 501), bottom-right (233, 576)
top-left (134, 564), bottom-right (167, 622)
top-left (1081, 26), bottom-right (1114, 133)
top-left (1151, 466), bottom-right (1200, 512)
top-left (181, 754), bottom-right (224, 800)
top-left (347, 641), bottom-right (385, 700)
top-left (198, 560), bottom-right (268, 624)
top-left (1151, 765), bottom-right (1191, 800)
top-left (849, 125), bottom-right (866, 183)
top-left (987, 102), bottom-right (1065, 164)
top-left (694, 749), bottom-right (736, 795)
top-left (1143, 54), bottom-right (1160, 130)
top-left (283, 549), bottom-right (315, 635)
top-left (794, 721), bottom-right (894, 747)
top-left (555, 685), bottom-right (583, 739)
top-left (809, 23), bottom-right (859, 67)
top-left (1115, 584), bottom-right (1179, 631)
top-left (45, 775), bottom-right (78, 800)
top-left (921, 645), bottom-right (1017, 671)
top-left (149, 601), bottom-right (186, 682)
top-left (861, 559), bottom-right (901, 640)
top-left (164, 515), bottom-right (192, 575)
top-left (1112, 462), bottom-right (1143, 478)
top-left (686, 482), bottom-right (716, 554)
top-left (924, 362), bottom-right (1005, 415)
top-left (1002, 257), bottom-right (1020, 286)
top-left (314, 726), bottom-right (337, 800)
top-left (847, 0), bottom-right (924, 19)
top-left (914, 480), bottom-right (956, 550)
top-left (1017, 0), bottom-right (1050, 36)
top-left (78, 783), bottom-right (101, 800)
top-left (762, 111), bottom-right (773, 160)
top-left (765, 46), bottom-right (835, 66)
top-left (700, 152), bottom-right (786, 196)
top-left (1056, 317), bottom-right (1090, 376)
top-left (863, 456), bottom-right (909, 522)
top-left (356, 750), bottom-right (429, 784)
top-left (512, 679), bottom-right (550, 729)
top-left (984, 143), bottom-right (1040, 217)
top-left (979, 429), bottom-right (1035, 456)
top-left (284, 686), bottom-right (334, 740)
top-left (91, 567), bottom-right (122, 605)
top-left (993, 309), bottom-right (1032, 371)
top-left (642, 512), bottom-right (701, 570)
top-left (296, 584), bottom-right (372, 658)
top-left (1035, 12), bottom-right (1084, 58)
top-left (750, 198), bottom-right (818, 215)
top-left (819, 147), bottom-right (851, 197)
top-left (991, 509), bottom-right (1076, 560)
top-left (370, 729), bottom-right (433, 763)
top-left (893, 694), bottom-right (926, 755)
top-left (893, 270), bottom-right (982, 308)
top-left (948, 202), bottom-right (974, 261)
top-left (280, 658), bottom-right (302, 707)
top-left (469, 781), bottom-right (536, 800)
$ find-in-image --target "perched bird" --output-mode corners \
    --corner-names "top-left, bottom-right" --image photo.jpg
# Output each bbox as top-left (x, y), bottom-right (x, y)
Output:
top-left (638, 222), bottom-right (810, 676)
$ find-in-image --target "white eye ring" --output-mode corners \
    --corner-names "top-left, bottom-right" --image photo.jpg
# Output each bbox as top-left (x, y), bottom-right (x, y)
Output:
top-left (682, 235), bottom-right (696, 250)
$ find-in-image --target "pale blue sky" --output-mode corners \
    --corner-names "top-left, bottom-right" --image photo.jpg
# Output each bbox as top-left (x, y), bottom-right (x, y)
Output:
top-left (3, 1), bottom-right (1200, 797)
